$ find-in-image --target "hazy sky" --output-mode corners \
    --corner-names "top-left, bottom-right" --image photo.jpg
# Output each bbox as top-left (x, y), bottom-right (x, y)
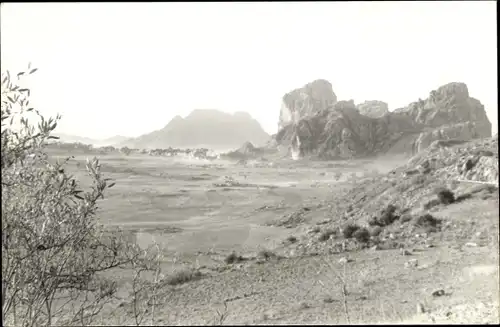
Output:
top-left (1, 2), bottom-right (497, 139)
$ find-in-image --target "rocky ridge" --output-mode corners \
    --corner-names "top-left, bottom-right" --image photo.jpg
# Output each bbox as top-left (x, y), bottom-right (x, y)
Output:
top-left (274, 80), bottom-right (492, 160)
top-left (277, 136), bottom-right (498, 258)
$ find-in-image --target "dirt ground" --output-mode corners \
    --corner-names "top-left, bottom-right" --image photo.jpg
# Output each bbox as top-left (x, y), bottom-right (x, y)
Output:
top-left (48, 144), bottom-right (500, 325)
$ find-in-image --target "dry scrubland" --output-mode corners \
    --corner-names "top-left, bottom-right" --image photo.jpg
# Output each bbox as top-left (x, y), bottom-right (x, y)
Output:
top-left (2, 70), bottom-right (498, 326)
top-left (44, 139), bottom-right (500, 325)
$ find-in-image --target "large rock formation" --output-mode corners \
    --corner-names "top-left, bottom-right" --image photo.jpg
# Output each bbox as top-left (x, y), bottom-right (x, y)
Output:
top-left (275, 81), bottom-right (492, 160)
top-left (120, 110), bottom-right (270, 150)
top-left (279, 79), bottom-right (337, 130)
top-left (356, 100), bottom-right (389, 118)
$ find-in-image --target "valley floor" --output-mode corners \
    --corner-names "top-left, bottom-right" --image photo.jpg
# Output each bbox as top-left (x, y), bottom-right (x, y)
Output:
top-left (49, 146), bottom-right (499, 325)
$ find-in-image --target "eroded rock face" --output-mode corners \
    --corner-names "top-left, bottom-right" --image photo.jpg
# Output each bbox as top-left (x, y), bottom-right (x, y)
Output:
top-left (276, 80), bottom-right (492, 160)
top-left (356, 100), bottom-right (389, 118)
top-left (278, 79), bottom-right (337, 130)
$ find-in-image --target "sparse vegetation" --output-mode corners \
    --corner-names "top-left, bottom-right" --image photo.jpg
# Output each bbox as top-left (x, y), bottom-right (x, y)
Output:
top-left (436, 188), bottom-right (455, 205)
top-left (165, 269), bottom-right (203, 286)
top-left (414, 213), bottom-right (442, 231)
top-left (1, 60), bottom-right (498, 325)
top-left (224, 252), bottom-right (245, 264)
top-left (342, 224), bottom-right (361, 239)
top-left (1, 67), bottom-right (167, 326)
top-left (368, 204), bottom-right (400, 227)
top-left (352, 227), bottom-right (370, 243)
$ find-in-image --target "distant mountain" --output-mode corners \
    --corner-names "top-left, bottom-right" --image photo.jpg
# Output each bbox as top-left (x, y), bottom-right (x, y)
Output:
top-left (52, 133), bottom-right (130, 147)
top-left (119, 110), bottom-right (270, 150)
top-left (100, 135), bottom-right (131, 146)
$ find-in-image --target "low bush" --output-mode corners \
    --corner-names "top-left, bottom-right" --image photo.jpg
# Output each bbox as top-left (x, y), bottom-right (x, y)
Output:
top-left (224, 252), bottom-right (245, 264)
top-left (436, 188), bottom-right (455, 205)
top-left (368, 204), bottom-right (400, 227)
top-left (165, 269), bottom-right (203, 286)
top-left (342, 224), bottom-right (361, 239)
top-left (353, 227), bottom-right (370, 243)
top-left (413, 213), bottom-right (442, 232)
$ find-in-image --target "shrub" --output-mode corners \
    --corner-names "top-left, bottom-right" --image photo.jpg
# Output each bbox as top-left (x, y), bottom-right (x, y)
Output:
top-left (165, 269), bottom-right (203, 286)
top-left (369, 204), bottom-right (400, 227)
top-left (342, 224), bottom-right (361, 238)
top-left (436, 188), bottom-right (455, 205)
top-left (286, 235), bottom-right (298, 243)
top-left (224, 252), bottom-right (245, 264)
top-left (1, 66), bottom-right (165, 326)
top-left (414, 214), bottom-right (442, 231)
top-left (353, 228), bottom-right (370, 243)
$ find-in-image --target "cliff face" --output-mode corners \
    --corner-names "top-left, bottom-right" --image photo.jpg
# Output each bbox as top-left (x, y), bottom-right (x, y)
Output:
top-left (279, 79), bottom-right (337, 130)
top-left (275, 80), bottom-right (492, 160)
top-left (121, 110), bottom-right (270, 150)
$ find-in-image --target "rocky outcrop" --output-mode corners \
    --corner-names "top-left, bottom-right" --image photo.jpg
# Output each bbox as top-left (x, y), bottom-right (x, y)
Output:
top-left (278, 79), bottom-right (337, 130)
top-left (356, 100), bottom-right (389, 118)
top-left (275, 81), bottom-right (492, 160)
top-left (120, 110), bottom-right (270, 150)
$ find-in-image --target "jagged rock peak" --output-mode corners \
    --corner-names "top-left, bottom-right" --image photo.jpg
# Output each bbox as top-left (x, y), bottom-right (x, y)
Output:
top-left (279, 79), bottom-right (337, 130)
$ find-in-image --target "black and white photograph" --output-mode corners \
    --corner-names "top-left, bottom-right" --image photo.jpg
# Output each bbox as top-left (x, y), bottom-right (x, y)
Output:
top-left (1, 1), bottom-right (498, 325)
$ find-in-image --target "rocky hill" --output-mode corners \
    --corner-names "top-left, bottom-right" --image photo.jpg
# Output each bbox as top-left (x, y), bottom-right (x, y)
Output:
top-left (274, 80), bottom-right (492, 160)
top-left (119, 110), bottom-right (270, 150)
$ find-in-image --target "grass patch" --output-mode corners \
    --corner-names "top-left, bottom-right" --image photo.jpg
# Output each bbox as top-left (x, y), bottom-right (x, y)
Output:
top-left (166, 269), bottom-right (203, 286)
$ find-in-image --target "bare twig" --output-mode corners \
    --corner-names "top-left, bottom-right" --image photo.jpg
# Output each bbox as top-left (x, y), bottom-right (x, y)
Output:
top-left (214, 300), bottom-right (229, 326)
